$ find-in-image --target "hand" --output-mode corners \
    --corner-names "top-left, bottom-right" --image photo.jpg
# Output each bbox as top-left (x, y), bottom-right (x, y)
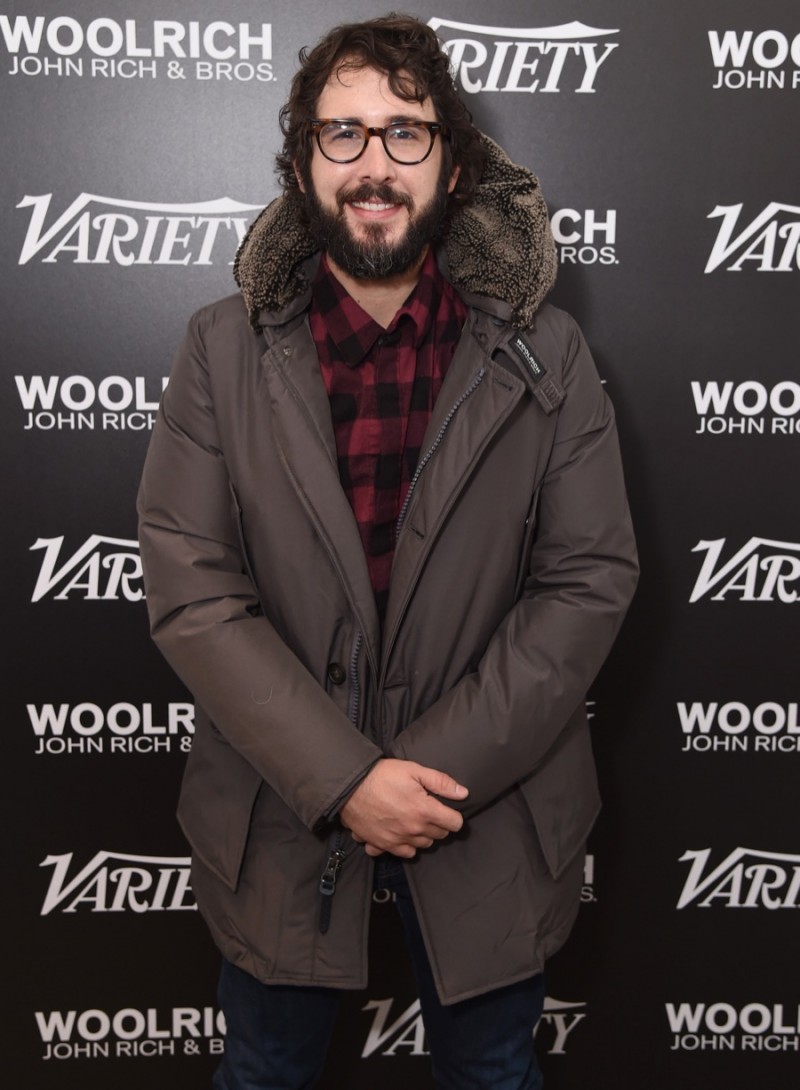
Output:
top-left (340, 758), bottom-right (468, 859)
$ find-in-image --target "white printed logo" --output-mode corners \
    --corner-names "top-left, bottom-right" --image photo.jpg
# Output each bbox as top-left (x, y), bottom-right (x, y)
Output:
top-left (705, 203), bottom-right (800, 272)
top-left (678, 702), bottom-right (800, 755)
top-left (30, 535), bottom-right (142, 603)
top-left (581, 853), bottom-right (596, 903)
top-left (36, 1006), bottom-right (225, 1061)
top-left (361, 995), bottom-right (586, 1057)
top-left (40, 851), bottom-right (195, 915)
top-left (692, 380), bottom-right (800, 436)
top-left (16, 194), bottom-right (262, 266)
top-left (1, 15), bottom-right (274, 82)
top-left (709, 30), bottom-right (800, 91)
top-left (689, 538), bottom-right (800, 603)
top-left (668, 1000), bottom-right (800, 1053)
top-left (536, 998), bottom-right (588, 1055)
top-left (16, 373), bottom-right (167, 432)
top-left (428, 18), bottom-right (618, 94)
top-left (29, 702), bottom-right (195, 757)
top-left (551, 209), bottom-right (617, 266)
top-left (677, 848), bottom-right (800, 909)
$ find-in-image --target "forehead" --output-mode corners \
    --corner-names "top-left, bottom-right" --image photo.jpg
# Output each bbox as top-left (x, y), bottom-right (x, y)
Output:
top-left (316, 63), bottom-right (435, 121)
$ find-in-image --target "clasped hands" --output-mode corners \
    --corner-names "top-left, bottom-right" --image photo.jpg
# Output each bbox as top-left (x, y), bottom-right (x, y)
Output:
top-left (339, 757), bottom-right (468, 858)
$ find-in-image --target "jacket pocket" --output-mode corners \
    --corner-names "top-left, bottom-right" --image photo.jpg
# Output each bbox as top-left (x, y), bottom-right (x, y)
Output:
top-left (177, 707), bottom-right (262, 891)
top-left (517, 704), bottom-right (601, 879)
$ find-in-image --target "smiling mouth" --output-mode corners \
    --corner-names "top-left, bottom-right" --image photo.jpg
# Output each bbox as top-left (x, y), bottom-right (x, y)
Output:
top-left (350, 200), bottom-right (398, 212)
top-left (338, 184), bottom-right (413, 217)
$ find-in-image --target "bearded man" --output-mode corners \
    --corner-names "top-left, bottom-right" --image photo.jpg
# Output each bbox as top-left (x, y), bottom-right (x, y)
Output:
top-left (138, 13), bottom-right (638, 1090)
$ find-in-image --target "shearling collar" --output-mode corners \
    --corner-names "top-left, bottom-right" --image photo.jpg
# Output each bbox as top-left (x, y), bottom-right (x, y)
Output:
top-left (234, 134), bottom-right (557, 331)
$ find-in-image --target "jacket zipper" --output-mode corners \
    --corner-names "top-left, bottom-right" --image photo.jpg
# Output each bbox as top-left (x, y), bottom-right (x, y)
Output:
top-left (379, 366), bottom-right (487, 695)
top-left (379, 367), bottom-right (487, 699)
top-left (318, 832), bottom-right (346, 934)
top-left (396, 366), bottom-right (486, 536)
top-left (319, 628), bottom-right (363, 933)
top-left (347, 629), bottom-right (363, 726)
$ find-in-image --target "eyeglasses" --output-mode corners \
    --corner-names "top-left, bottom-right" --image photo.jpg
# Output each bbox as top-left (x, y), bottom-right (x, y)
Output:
top-left (309, 119), bottom-right (450, 165)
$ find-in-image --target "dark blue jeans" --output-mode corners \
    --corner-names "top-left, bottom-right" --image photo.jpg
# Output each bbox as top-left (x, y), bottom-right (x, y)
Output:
top-left (213, 857), bottom-right (544, 1090)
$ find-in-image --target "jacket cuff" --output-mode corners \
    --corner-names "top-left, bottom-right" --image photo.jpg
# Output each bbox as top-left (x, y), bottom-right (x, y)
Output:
top-left (321, 758), bottom-right (383, 824)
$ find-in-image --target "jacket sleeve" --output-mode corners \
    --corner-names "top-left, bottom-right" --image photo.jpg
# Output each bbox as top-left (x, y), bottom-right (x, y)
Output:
top-left (137, 310), bottom-right (383, 831)
top-left (390, 314), bottom-right (639, 813)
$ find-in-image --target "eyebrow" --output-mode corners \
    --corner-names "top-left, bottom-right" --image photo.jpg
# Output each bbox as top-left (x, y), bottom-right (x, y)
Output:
top-left (326, 115), bottom-right (430, 125)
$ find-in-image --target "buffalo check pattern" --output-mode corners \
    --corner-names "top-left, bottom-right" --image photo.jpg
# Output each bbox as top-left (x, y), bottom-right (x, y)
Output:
top-left (310, 249), bottom-right (467, 622)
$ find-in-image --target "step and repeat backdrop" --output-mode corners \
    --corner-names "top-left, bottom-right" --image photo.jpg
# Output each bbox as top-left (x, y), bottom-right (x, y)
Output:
top-left (3, 1), bottom-right (797, 1087)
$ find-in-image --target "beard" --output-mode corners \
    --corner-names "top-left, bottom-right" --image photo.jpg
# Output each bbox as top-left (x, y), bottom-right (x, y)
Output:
top-left (302, 173), bottom-right (451, 281)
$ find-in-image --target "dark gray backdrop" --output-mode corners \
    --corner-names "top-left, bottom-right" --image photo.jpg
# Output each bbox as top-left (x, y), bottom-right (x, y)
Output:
top-left (4, 1), bottom-right (798, 1087)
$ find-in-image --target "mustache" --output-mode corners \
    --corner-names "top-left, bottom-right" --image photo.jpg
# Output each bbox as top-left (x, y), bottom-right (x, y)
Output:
top-left (336, 183), bottom-right (414, 213)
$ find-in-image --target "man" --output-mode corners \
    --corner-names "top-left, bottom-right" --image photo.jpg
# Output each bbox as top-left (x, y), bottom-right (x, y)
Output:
top-left (138, 14), bottom-right (638, 1089)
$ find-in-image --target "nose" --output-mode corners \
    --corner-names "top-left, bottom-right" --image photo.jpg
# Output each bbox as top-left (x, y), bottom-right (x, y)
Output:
top-left (357, 133), bottom-right (397, 183)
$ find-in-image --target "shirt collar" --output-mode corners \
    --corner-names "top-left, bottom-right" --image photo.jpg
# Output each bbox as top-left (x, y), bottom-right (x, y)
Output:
top-left (311, 248), bottom-right (444, 368)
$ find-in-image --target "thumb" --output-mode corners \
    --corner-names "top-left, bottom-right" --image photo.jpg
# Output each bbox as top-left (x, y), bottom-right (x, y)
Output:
top-left (415, 765), bottom-right (469, 800)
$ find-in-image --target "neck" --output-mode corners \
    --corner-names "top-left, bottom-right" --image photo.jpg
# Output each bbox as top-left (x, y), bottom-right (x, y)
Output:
top-left (326, 247), bottom-right (429, 328)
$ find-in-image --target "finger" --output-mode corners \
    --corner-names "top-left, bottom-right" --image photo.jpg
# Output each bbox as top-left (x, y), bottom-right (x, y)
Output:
top-left (418, 801), bottom-right (464, 835)
top-left (389, 835), bottom-right (435, 852)
top-left (391, 843), bottom-right (417, 859)
top-left (415, 766), bottom-right (469, 802)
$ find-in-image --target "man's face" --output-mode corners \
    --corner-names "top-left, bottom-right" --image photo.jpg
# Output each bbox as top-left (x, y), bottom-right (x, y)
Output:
top-left (297, 64), bottom-right (460, 281)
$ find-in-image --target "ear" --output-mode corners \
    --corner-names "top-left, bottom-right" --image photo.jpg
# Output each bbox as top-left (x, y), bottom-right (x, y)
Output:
top-left (447, 163), bottom-right (461, 194)
top-left (294, 162), bottom-right (306, 194)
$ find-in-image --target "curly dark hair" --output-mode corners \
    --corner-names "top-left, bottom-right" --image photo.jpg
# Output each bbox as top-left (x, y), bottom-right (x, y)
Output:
top-left (276, 13), bottom-right (486, 209)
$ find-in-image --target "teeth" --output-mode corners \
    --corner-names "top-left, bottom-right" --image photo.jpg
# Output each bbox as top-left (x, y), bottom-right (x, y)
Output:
top-left (351, 201), bottom-right (396, 211)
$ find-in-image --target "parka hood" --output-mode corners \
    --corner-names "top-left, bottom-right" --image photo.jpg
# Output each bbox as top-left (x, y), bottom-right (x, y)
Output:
top-left (234, 133), bottom-right (557, 330)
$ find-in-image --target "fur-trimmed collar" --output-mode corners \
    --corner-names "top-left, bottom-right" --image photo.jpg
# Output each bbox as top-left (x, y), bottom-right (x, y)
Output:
top-left (234, 134), bottom-right (556, 330)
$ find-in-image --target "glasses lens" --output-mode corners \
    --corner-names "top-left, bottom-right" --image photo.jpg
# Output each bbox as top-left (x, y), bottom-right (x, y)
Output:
top-left (385, 123), bottom-right (433, 164)
top-left (318, 122), bottom-right (366, 162)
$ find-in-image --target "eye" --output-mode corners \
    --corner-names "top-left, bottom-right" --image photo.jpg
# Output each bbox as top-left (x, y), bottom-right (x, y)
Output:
top-left (326, 125), bottom-right (362, 143)
top-left (387, 124), bottom-right (425, 144)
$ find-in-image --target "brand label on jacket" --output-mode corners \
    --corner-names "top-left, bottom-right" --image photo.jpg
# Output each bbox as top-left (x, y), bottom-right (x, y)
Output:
top-left (505, 335), bottom-right (565, 413)
top-left (509, 334), bottom-right (545, 381)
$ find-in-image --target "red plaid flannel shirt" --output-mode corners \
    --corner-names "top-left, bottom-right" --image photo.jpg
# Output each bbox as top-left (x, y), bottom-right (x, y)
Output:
top-left (310, 249), bottom-right (467, 622)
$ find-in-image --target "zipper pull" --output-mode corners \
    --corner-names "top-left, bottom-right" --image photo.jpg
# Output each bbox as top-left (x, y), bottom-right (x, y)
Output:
top-left (320, 847), bottom-right (346, 895)
top-left (319, 845), bottom-right (346, 934)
